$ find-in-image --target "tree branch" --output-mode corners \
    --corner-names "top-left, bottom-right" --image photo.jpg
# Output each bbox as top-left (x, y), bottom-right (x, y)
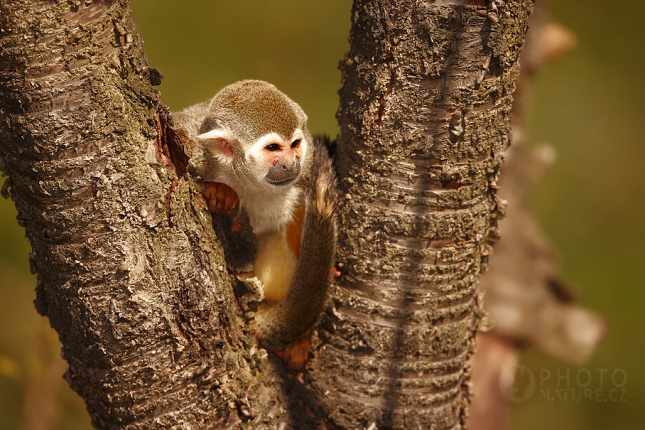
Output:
top-left (1, 1), bottom-right (534, 428)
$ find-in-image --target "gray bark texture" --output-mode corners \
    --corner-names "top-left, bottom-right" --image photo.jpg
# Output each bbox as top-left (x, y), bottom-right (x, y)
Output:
top-left (306, 0), bottom-right (531, 428)
top-left (0, 0), bottom-right (532, 429)
top-left (0, 1), bottom-right (260, 428)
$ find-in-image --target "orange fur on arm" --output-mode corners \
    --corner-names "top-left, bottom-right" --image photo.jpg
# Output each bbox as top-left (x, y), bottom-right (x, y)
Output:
top-left (286, 206), bottom-right (305, 258)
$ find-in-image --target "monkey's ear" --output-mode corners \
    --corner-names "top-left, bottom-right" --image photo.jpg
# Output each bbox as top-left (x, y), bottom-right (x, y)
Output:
top-left (196, 129), bottom-right (237, 158)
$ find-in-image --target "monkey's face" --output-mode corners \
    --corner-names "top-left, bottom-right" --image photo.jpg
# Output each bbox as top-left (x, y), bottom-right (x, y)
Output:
top-left (195, 80), bottom-right (311, 192)
top-left (247, 129), bottom-right (307, 187)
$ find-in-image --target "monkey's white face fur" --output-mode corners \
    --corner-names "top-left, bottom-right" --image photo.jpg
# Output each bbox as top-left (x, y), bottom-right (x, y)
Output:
top-left (196, 125), bottom-right (309, 236)
top-left (246, 129), bottom-right (307, 183)
top-left (195, 127), bottom-right (308, 188)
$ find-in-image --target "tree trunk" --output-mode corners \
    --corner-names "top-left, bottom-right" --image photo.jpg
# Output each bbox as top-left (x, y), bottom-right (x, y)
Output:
top-left (0, 0), bottom-right (532, 428)
top-left (0, 1), bottom-right (258, 427)
top-left (305, 1), bottom-right (532, 428)
top-left (467, 6), bottom-right (604, 429)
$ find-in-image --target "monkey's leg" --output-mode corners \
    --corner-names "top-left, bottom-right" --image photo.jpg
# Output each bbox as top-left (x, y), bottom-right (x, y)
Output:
top-left (254, 206), bottom-right (311, 371)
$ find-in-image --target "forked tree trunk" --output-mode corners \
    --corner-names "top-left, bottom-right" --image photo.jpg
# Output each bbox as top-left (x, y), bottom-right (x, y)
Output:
top-left (0, 0), bottom-right (532, 428)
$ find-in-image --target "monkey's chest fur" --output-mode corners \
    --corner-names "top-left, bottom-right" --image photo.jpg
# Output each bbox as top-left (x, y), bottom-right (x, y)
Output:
top-left (239, 183), bottom-right (303, 236)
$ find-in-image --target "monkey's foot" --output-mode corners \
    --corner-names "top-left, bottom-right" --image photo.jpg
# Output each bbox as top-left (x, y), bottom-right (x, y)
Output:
top-left (275, 335), bottom-right (311, 371)
top-left (204, 182), bottom-right (239, 214)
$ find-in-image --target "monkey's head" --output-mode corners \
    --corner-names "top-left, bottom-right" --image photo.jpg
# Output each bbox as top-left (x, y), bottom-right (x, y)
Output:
top-left (196, 80), bottom-right (311, 190)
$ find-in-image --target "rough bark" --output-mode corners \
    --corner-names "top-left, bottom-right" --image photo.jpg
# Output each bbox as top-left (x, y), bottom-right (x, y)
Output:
top-left (0, 1), bottom-right (534, 429)
top-left (303, 1), bottom-right (532, 429)
top-left (475, 6), bottom-right (603, 366)
top-left (0, 1), bottom-right (262, 428)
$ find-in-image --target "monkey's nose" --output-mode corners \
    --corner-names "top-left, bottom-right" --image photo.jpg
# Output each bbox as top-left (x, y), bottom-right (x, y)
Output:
top-left (265, 159), bottom-right (301, 185)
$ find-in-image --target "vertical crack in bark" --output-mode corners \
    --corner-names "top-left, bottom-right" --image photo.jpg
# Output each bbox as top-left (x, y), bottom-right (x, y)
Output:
top-left (154, 104), bottom-right (190, 178)
top-left (370, 60), bottom-right (398, 137)
top-left (153, 104), bottom-right (192, 227)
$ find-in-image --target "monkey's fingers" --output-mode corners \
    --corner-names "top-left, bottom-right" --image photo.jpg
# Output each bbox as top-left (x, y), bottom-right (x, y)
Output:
top-left (222, 186), bottom-right (238, 212)
top-left (204, 182), bottom-right (239, 213)
top-left (203, 182), bottom-right (221, 212)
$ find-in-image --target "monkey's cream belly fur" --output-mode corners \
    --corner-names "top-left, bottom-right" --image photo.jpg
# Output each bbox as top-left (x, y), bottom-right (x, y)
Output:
top-left (238, 184), bottom-right (303, 302)
top-left (254, 230), bottom-right (297, 302)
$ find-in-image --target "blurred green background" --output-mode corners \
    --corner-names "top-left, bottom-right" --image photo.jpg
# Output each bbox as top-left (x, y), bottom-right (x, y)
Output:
top-left (0, 1), bottom-right (642, 428)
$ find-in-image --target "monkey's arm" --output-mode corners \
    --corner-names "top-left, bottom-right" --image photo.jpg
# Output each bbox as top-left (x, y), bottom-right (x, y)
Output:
top-left (254, 136), bottom-right (337, 351)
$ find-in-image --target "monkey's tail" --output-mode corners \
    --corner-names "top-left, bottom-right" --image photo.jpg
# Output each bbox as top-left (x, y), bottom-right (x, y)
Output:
top-left (254, 136), bottom-right (337, 349)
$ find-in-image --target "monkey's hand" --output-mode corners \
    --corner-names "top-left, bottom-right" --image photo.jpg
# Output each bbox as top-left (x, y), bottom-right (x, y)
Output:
top-left (204, 182), bottom-right (239, 214)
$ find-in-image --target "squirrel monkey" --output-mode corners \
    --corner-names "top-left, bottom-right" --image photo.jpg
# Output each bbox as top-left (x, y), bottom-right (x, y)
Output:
top-left (175, 80), bottom-right (337, 365)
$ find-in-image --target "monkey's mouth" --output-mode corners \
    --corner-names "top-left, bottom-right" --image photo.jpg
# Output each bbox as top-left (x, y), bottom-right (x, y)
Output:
top-left (266, 176), bottom-right (297, 186)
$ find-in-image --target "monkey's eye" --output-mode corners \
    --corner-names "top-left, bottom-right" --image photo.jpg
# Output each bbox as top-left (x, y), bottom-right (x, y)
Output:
top-left (291, 139), bottom-right (301, 148)
top-left (265, 143), bottom-right (280, 151)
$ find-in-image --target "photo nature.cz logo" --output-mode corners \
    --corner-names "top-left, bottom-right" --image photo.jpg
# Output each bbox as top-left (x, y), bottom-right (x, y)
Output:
top-left (499, 365), bottom-right (627, 403)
